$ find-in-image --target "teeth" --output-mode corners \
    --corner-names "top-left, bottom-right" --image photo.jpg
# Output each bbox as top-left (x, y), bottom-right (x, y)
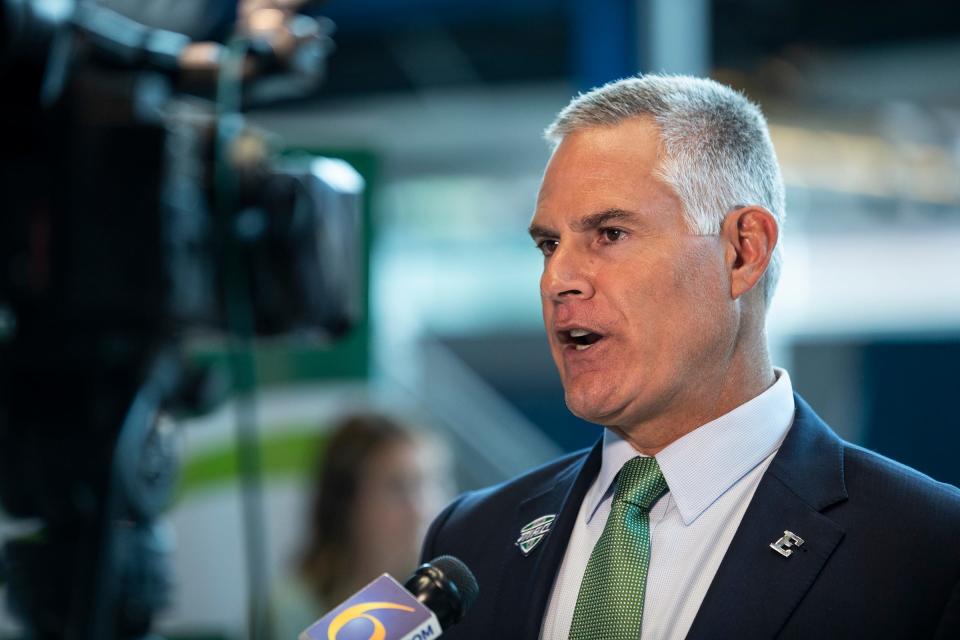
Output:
top-left (574, 343), bottom-right (593, 351)
top-left (569, 329), bottom-right (591, 337)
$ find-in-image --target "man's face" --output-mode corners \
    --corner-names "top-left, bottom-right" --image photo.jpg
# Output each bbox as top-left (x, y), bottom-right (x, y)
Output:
top-left (530, 117), bottom-right (737, 431)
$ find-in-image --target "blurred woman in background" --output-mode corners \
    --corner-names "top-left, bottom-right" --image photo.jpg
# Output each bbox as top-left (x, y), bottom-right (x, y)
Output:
top-left (272, 412), bottom-right (451, 638)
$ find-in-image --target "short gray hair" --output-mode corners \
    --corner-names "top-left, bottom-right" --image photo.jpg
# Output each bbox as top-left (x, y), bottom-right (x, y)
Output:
top-left (544, 74), bottom-right (786, 307)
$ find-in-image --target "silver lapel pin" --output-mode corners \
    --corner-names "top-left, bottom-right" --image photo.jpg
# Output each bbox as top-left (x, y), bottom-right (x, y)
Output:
top-left (516, 514), bottom-right (556, 556)
top-left (770, 530), bottom-right (805, 557)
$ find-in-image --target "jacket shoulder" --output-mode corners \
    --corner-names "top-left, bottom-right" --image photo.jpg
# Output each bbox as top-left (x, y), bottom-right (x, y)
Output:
top-left (445, 448), bottom-right (590, 523)
top-left (421, 447), bottom-right (592, 559)
top-left (841, 440), bottom-right (960, 519)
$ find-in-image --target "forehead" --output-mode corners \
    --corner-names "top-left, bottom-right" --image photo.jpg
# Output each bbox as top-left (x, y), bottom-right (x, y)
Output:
top-left (534, 117), bottom-right (680, 226)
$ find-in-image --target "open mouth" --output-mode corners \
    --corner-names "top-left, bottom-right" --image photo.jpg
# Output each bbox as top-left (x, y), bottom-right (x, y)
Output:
top-left (558, 328), bottom-right (605, 351)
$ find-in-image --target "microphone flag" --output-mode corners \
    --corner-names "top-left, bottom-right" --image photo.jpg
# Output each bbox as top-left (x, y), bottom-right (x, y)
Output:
top-left (300, 574), bottom-right (441, 640)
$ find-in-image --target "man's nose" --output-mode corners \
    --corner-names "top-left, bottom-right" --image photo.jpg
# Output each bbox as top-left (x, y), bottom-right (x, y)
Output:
top-left (541, 244), bottom-right (595, 301)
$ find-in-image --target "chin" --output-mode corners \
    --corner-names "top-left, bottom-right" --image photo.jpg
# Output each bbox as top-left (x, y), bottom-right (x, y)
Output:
top-left (564, 388), bottom-right (627, 426)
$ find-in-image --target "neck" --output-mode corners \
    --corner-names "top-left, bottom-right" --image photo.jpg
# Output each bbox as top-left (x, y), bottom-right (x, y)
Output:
top-left (611, 328), bottom-right (775, 456)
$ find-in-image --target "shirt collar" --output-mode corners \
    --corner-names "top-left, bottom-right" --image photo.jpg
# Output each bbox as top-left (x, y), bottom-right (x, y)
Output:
top-left (584, 368), bottom-right (795, 526)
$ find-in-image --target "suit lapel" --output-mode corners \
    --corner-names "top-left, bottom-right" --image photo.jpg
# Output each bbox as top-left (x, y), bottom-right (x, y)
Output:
top-left (686, 394), bottom-right (849, 639)
top-left (495, 440), bottom-right (603, 639)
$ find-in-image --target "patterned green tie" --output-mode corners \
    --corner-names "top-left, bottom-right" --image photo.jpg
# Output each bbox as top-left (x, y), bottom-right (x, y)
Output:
top-left (568, 456), bottom-right (668, 640)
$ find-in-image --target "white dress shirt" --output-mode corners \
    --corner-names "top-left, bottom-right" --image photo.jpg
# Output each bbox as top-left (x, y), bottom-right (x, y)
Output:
top-left (540, 369), bottom-right (796, 640)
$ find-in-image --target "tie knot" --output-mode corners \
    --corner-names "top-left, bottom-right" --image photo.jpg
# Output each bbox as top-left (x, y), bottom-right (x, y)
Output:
top-left (613, 456), bottom-right (667, 510)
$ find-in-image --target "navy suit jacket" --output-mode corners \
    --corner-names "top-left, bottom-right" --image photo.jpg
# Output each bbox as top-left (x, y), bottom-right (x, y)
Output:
top-left (421, 395), bottom-right (960, 638)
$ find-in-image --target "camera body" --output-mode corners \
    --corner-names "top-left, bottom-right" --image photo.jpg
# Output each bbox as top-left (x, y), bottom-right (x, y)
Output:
top-left (0, 2), bottom-right (361, 637)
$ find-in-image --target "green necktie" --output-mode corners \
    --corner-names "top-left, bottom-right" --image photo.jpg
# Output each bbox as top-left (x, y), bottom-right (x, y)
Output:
top-left (568, 456), bottom-right (668, 640)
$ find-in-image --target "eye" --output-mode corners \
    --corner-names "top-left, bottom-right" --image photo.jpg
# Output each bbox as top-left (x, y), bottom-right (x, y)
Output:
top-left (600, 227), bottom-right (627, 243)
top-left (536, 239), bottom-right (559, 257)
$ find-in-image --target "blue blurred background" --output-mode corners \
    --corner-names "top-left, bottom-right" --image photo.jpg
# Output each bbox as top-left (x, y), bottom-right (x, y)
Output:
top-left (2, 0), bottom-right (959, 637)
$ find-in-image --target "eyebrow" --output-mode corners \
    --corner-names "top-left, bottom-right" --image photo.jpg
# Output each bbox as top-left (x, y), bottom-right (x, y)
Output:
top-left (528, 208), bottom-right (642, 239)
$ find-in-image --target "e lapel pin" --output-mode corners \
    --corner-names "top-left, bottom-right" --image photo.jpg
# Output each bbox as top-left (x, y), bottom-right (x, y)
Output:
top-left (516, 514), bottom-right (556, 556)
top-left (770, 530), bottom-right (805, 557)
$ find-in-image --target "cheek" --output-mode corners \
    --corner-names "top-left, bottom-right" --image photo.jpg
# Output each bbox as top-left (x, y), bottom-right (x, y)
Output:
top-left (668, 239), bottom-right (729, 301)
top-left (666, 252), bottom-right (735, 347)
top-left (351, 496), bottom-right (407, 554)
top-left (350, 497), bottom-right (378, 542)
top-left (602, 257), bottom-right (679, 325)
top-left (614, 249), bottom-right (728, 342)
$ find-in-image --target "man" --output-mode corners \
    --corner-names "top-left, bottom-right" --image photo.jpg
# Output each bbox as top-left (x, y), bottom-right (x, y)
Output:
top-left (420, 75), bottom-right (960, 639)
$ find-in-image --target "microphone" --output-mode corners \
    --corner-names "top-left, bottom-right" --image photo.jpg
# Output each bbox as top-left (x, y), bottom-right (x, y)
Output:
top-left (300, 556), bottom-right (479, 640)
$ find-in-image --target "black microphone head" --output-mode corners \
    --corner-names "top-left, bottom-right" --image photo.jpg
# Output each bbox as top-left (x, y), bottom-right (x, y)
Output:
top-left (430, 555), bottom-right (479, 611)
top-left (403, 555), bottom-right (479, 630)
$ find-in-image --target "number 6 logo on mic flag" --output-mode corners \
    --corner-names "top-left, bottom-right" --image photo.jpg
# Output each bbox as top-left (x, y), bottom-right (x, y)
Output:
top-left (327, 602), bottom-right (416, 640)
top-left (300, 574), bottom-right (440, 640)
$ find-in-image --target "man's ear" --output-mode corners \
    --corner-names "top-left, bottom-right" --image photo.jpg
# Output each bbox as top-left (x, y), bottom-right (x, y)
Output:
top-left (720, 206), bottom-right (778, 300)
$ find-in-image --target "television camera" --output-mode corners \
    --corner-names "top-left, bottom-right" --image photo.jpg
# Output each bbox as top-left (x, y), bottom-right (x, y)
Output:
top-left (0, 1), bottom-right (363, 637)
